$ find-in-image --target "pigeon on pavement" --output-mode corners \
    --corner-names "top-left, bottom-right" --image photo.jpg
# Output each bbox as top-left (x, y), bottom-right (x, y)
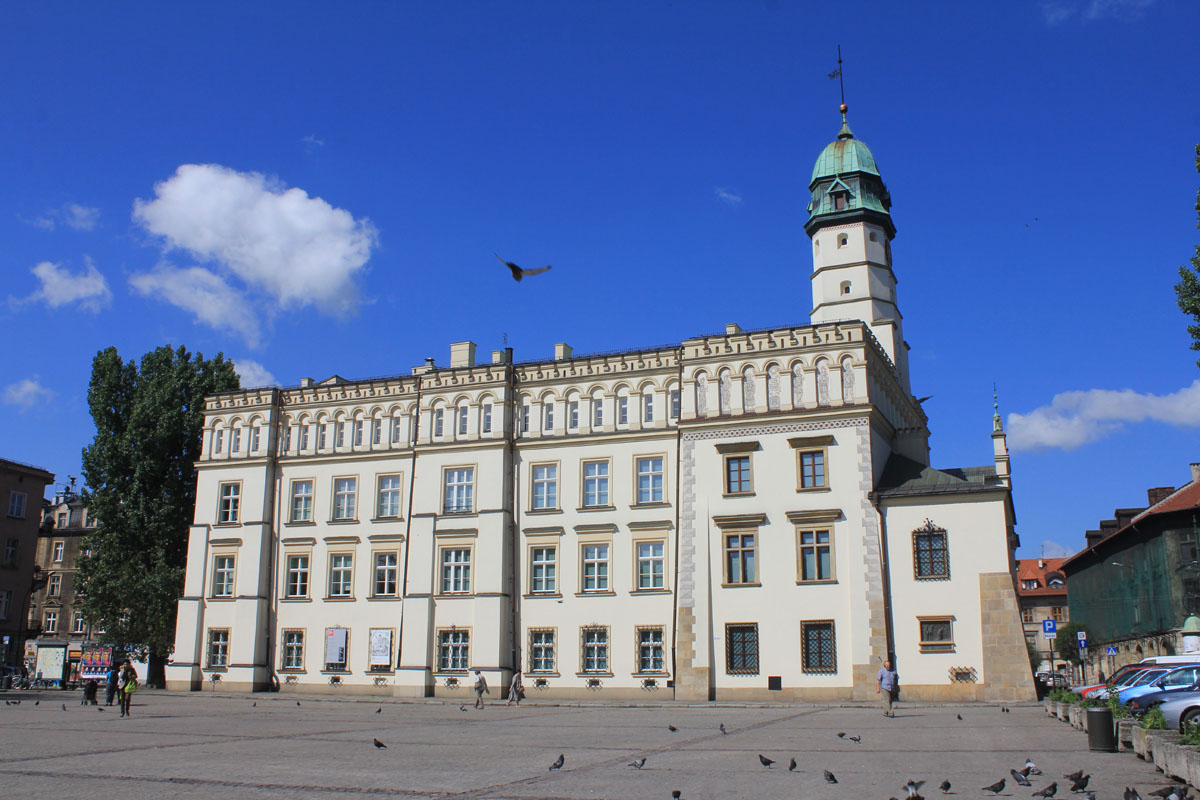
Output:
top-left (1032, 782), bottom-right (1058, 798)
top-left (940, 780), bottom-right (952, 794)
top-left (789, 758), bottom-right (798, 772)
top-left (1065, 771), bottom-right (1085, 782)
top-left (668, 725), bottom-right (677, 732)
top-left (373, 738), bottom-right (387, 749)
top-left (906, 780), bottom-right (926, 799)
top-left (837, 731), bottom-right (846, 738)
top-left (1012, 770), bottom-right (1033, 787)
top-left (957, 714), bottom-right (963, 720)
top-left (720, 723), bottom-right (727, 734)
top-left (983, 779), bottom-right (1007, 795)
top-left (825, 770), bottom-right (839, 784)
top-left (759, 754), bottom-right (775, 768)
top-left (1025, 760), bottom-right (1042, 776)
top-left (549, 754), bottom-right (565, 771)
top-left (849, 735), bottom-right (862, 743)
top-left (376, 708), bottom-right (381, 714)
top-left (628, 757), bottom-right (646, 769)
top-left (1070, 777), bottom-right (1090, 793)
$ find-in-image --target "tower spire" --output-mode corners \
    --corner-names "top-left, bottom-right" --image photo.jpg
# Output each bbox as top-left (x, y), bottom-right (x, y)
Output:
top-left (835, 45), bottom-right (853, 141)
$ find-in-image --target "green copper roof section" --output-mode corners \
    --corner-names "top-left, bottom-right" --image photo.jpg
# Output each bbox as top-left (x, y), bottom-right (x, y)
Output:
top-left (810, 118), bottom-right (880, 183)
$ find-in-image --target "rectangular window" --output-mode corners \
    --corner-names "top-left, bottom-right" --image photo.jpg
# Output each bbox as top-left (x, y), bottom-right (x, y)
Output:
top-left (56, 512), bottom-right (67, 529)
top-left (47, 573), bottom-right (62, 597)
top-left (376, 474), bottom-right (402, 518)
top-left (801, 620), bottom-right (837, 673)
top-left (328, 553), bottom-right (353, 597)
top-left (213, 430), bottom-right (224, 454)
top-left (250, 426), bottom-right (260, 452)
top-left (530, 629), bottom-right (555, 673)
top-left (71, 610), bottom-right (86, 634)
top-left (593, 398), bottom-right (604, 427)
top-left (217, 482), bottom-right (240, 524)
top-left (3, 537), bottom-right (17, 567)
top-left (0, 590), bottom-right (9, 621)
top-left (637, 541), bottom-right (665, 590)
top-left (582, 544), bottom-right (610, 592)
top-left (798, 529), bottom-right (834, 582)
top-left (913, 527), bottom-right (950, 579)
top-left (618, 396), bottom-right (629, 424)
top-left (281, 426), bottom-right (291, 454)
top-left (285, 554), bottom-right (310, 598)
top-left (324, 627), bottom-right (348, 671)
top-left (726, 624), bottom-right (759, 674)
top-left (581, 627), bottom-right (609, 673)
top-left (291, 480), bottom-right (313, 522)
top-left (918, 617), bottom-right (954, 653)
top-left (441, 548), bottom-right (472, 594)
top-left (671, 389), bottom-right (681, 419)
top-left (725, 456), bottom-right (752, 494)
top-left (530, 546), bottom-right (556, 593)
top-left (371, 420), bottom-right (381, 445)
top-left (544, 403), bottom-right (554, 431)
top-left (53, 541), bottom-right (65, 562)
top-left (333, 477), bottom-right (357, 520)
top-left (374, 552), bottom-right (398, 596)
top-left (569, 401), bottom-right (579, 429)
top-left (482, 405), bottom-right (492, 434)
top-left (437, 629), bottom-right (470, 671)
top-left (458, 407), bottom-right (468, 436)
top-left (231, 428), bottom-right (241, 453)
top-left (532, 464), bottom-right (558, 510)
top-left (432, 408), bottom-right (443, 437)
top-left (521, 405), bottom-right (530, 433)
top-left (643, 394), bottom-right (654, 422)
top-left (353, 421), bottom-right (364, 446)
top-left (207, 628), bottom-right (229, 667)
top-left (638, 627), bottom-right (665, 673)
top-left (391, 417), bottom-right (403, 444)
top-left (443, 467), bottom-right (474, 514)
top-left (799, 450), bottom-right (827, 489)
top-left (212, 555), bottom-right (235, 597)
top-left (43, 611), bottom-right (58, 634)
top-left (1052, 606), bottom-right (1066, 622)
top-left (300, 425), bottom-right (311, 450)
top-left (317, 424), bottom-right (328, 450)
top-left (282, 630), bottom-right (304, 670)
top-left (1021, 608), bottom-right (1034, 624)
top-left (636, 456), bottom-right (664, 503)
top-left (335, 423), bottom-right (345, 448)
top-left (582, 460), bottom-right (609, 507)
top-left (725, 533), bottom-right (756, 584)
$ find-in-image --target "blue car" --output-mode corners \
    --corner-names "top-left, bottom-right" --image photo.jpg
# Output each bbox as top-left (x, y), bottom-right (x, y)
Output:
top-left (1120, 665), bottom-right (1200, 705)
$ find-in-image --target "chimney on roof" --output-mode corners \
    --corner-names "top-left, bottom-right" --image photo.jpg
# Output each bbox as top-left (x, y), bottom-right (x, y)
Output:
top-left (449, 341), bottom-right (477, 368)
top-left (300, 377), bottom-right (313, 387)
top-left (1191, 463), bottom-right (1200, 483)
top-left (554, 342), bottom-right (573, 360)
top-left (1148, 486), bottom-right (1175, 506)
top-left (491, 350), bottom-right (508, 364)
top-left (1038, 558), bottom-right (1044, 569)
top-left (725, 323), bottom-right (742, 335)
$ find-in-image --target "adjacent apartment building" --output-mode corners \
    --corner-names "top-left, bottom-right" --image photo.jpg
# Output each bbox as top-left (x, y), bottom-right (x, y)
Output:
top-left (167, 110), bottom-right (1035, 702)
top-left (1016, 557), bottom-right (1068, 672)
top-left (1, 457), bottom-right (54, 669)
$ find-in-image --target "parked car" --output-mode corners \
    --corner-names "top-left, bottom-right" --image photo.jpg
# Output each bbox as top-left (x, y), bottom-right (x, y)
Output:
top-left (1130, 678), bottom-right (1200, 712)
top-left (1154, 690), bottom-right (1200, 729)
top-left (1119, 665), bottom-right (1200, 705)
top-left (1092, 668), bottom-right (1162, 699)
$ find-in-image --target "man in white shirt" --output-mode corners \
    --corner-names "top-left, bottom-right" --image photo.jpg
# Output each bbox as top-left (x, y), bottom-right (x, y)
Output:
top-left (473, 669), bottom-right (489, 709)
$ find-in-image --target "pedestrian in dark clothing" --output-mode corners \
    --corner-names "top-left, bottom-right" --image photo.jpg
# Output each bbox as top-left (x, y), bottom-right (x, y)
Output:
top-left (119, 663), bottom-right (137, 717)
top-left (82, 679), bottom-right (99, 705)
top-left (105, 665), bottom-right (119, 706)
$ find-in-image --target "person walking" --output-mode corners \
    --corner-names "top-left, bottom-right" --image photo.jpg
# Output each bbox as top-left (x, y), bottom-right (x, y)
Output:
top-left (119, 663), bottom-right (138, 717)
top-left (105, 664), bottom-right (119, 706)
top-left (876, 659), bottom-right (899, 718)
top-left (472, 669), bottom-right (489, 709)
top-left (506, 671), bottom-right (523, 707)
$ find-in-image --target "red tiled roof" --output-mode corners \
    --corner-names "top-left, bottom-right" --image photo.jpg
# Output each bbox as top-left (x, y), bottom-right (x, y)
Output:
top-left (1016, 557), bottom-right (1068, 597)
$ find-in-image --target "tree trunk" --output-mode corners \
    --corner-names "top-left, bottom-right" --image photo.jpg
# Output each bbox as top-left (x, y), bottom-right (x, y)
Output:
top-left (147, 651), bottom-right (167, 689)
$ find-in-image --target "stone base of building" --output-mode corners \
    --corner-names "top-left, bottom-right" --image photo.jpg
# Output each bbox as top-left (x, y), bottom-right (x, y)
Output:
top-left (978, 572), bottom-right (1038, 703)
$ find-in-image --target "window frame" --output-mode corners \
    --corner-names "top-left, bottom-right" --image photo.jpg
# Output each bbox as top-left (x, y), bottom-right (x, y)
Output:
top-left (725, 623), bottom-right (759, 675)
top-left (579, 625), bottom-right (611, 675)
top-left (529, 544), bottom-right (557, 595)
top-left (618, 396), bottom-right (629, 425)
top-left (634, 539), bottom-right (667, 592)
top-left (207, 627), bottom-right (230, 668)
top-left (592, 396), bottom-right (604, 427)
top-left (528, 627), bottom-right (557, 674)
top-left (643, 393), bottom-right (654, 423)
top-left (568, 400), bottom-right (579, 429)
top-left (52, 540), bottom-right (65, 562)
top-left (281, 628), bottom-right (305, 671)
top-left (217, 481), bottom-right (242, 525)
top-left (636, 626), bottom-right (667, 675)
top-left (723, 530), bottom-right (758, 586)
top-left (436, 628), bottom-right (470, 673)
top-left (439, 546), bottom-right (473, 595)
top-left (530, 462), bottom-right (559, 511)
top-left (331, 476), bottom-right (358, 521)
top-left (71, 610), bottom-right (86, 635)
top-left (580, 542), bottom-right (611, 593)
top-left (433, 408), bottom-right (444, 437)
top-left (284, 553), bottom-right (310, 599)
top-left (912, 522), bottom-right (950, 580)
top-left (43, 610), bottom-right (59, 634)
top-left (917, 616), bottom-right (955, 653)
top-left (481, 404), bottom-right (492, 434)
top-left (457, 405), bottom-right (469, 437)
top-left (372, 551), bottom-right (399, 597)
top-left (327, 552), bottom-right (355, 599)
top-left (796, 447), bottom-right (829, 491)
top-left (211, 554), bottom-right (236, 598)
top-left (797, 528), bottom-right (835, 583)
top-left (375, 473), bottom-right (403, 519)
top-left (724, 454), bottom-right (753, 496)
top-left (581, 459), bottom-right (611, 508)
top-left (634, 454), bottom-right (666, 505)
top-left (47, 573), bottom-right (62, 597)
top-left (442, 465), bottom-right (476, 515)
top-left (289, 479), bottom-right (314, 523)
top-left (801, 620), bottom-right (837, 674)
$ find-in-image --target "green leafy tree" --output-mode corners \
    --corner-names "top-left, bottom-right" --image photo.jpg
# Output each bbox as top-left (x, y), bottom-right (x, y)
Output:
top-left (77, 345), bottom-right (238, 687)
top-left (1175, 144), bottom-right (1200, 365)
top-left (1054, 620), bottom-right (1089, 665)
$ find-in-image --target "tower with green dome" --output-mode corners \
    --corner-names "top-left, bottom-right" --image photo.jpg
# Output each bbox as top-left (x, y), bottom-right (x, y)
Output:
top-left (805, 105), bottom-right (910, 393)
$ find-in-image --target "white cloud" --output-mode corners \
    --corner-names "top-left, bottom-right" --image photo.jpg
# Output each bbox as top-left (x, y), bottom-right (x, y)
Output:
top-left (714, 187), bottom-right (743, 206)
top-left (301, 134), bottom-right (325, 150)
top-left (1007, 379), bottom-right (1200, 451)
top-left (130, 164), bottom-right (377, 345)
top-left (3, 376), bottom-right (54, 410)
top-left (130, 264), bottom-right (263, 348)
top-left (13, 257), bottom-right (112, 312)
top-left (1041, 0), bottom-right (1156, 24)
top-left (233, 359), bottom-right (278, 388)
top-left (1039, 540), bottom-right (1073, 559)
top-left (25, 202), bottom-right (100, 231)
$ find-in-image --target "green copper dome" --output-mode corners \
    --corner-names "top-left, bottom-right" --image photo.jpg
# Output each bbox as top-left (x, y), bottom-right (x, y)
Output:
top-left (810, 120), bottom-right (880, 183)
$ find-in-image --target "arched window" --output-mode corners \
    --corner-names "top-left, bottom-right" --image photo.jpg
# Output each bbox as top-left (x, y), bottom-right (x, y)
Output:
top-left (840, 280), bottom-right (851, 295)
top-left (457, 404), bottom-right (469, 437)
top-left (837, 233), bottom-right (848, 248)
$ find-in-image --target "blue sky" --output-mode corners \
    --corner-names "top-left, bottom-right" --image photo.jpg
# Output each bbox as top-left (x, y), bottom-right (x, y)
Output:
top-left (3, 1), bottom-right (1198, 559)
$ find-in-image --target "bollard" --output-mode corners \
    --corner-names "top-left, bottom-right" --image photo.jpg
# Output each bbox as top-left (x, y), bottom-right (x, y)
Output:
top-left (1087, 707), bottom-right (1117, 752)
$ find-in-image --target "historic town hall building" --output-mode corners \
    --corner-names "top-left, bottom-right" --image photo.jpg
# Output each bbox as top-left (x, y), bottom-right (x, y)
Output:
top-left (167, 111), bottom-right (1036, 702)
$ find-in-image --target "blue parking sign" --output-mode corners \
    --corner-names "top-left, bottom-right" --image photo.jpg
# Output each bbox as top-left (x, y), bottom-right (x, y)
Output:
top-left (1042, 619), bottom-right (1057, 639)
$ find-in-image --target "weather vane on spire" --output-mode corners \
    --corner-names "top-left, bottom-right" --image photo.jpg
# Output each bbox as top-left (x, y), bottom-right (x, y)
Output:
top-left (827, 45), bottom-right (846, 114)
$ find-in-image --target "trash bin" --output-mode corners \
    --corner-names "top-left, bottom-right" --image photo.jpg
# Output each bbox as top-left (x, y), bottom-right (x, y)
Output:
top-left (1087, 707), bottom-right (1117, 752)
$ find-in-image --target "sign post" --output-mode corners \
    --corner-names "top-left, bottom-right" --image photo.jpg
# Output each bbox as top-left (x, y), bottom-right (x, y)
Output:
top-left (1077, 631), bottom-right (1088, 684)
top-left (1043, 620), bottom-right (1058, 686)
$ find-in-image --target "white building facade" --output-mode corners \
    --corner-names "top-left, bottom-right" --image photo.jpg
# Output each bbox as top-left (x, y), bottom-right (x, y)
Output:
top-left (168, 113), bottom-right (1035, 702)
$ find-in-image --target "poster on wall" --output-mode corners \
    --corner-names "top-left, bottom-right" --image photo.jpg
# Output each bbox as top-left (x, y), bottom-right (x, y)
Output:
top-left (325, 628), bottom-right (347, 667)
top-left (369, 629), bottom-right (392, 667)
top-left (35, 645), bottom-right (67, 684)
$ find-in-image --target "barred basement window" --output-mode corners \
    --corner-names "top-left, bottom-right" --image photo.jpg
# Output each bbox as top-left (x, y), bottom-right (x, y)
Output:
top-left (726, 623), bottom-right (759, 675)
top-left (529, 629), bottom-right (555, 673)
top-left (801, 620), bottom-right (836, 673)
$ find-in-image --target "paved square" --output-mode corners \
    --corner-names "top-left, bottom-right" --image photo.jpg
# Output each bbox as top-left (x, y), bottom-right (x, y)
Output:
top-left (0, 693), bottom-right (1169, 799)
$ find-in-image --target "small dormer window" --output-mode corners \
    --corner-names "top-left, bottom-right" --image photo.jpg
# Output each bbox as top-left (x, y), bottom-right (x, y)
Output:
top-left (833, 193), bottom-right (846, 211)
top-left (840, 281), bottom-right (851, 295)
top-left (837, 233), bottom-right (848, 248)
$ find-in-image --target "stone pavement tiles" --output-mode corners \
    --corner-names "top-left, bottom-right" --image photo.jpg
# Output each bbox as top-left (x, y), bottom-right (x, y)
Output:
top-left (0, 694), bottom-right (1168, 800)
